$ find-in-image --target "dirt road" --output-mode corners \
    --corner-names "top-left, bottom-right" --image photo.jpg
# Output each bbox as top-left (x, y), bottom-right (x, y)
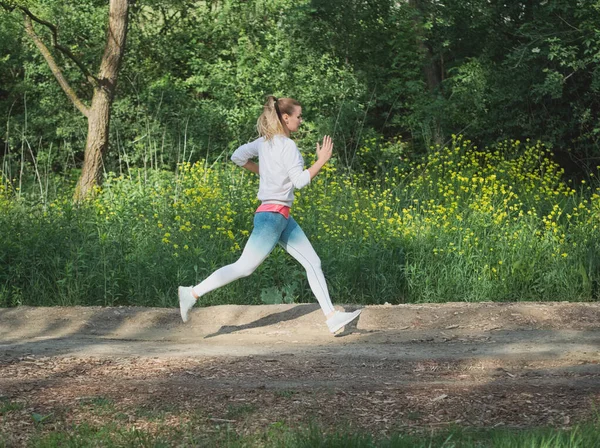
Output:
top-left (1, 302), bottom-right (600, 444)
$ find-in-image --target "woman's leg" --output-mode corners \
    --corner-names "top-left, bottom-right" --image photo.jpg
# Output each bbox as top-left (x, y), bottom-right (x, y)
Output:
top-left (278, 216), bottom-right (335, 316)
top-left (192, 212), bottom-right (287, 298)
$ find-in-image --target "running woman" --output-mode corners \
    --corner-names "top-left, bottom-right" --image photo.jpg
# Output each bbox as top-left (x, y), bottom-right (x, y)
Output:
top-left (178, 96), bottom-right (361, 333)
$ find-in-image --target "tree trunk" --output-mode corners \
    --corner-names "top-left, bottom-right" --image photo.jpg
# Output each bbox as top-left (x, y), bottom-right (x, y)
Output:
top-left (74, 88), bottom-right (111, 201)
top-left (73, 0), bottom-right (129, 202)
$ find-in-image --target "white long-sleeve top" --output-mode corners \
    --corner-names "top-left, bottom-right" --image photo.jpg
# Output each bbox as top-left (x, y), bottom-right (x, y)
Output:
top-left (231, 135), bottom-right (311, 207)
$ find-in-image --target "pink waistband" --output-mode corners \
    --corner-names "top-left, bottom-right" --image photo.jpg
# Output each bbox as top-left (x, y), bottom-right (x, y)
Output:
top-left (255, 203), bottom-right (290, 219)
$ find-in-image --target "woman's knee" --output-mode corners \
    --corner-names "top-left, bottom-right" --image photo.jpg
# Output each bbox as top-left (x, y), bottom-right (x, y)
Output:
top-left (303, 254), bottom-right (322, 271)
top-left (233, 260), bottom-right (259, 278)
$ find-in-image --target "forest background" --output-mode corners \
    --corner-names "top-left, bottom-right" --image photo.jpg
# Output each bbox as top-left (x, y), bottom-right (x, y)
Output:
top-left (1, 0), bottom-right (599, 307)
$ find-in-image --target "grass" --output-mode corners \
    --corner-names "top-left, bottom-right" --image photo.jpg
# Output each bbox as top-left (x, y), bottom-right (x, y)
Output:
top-left (17, 418), bottom-right (600, 448)
top-left (275, 390), bottom-right (298, 399)
top-left (0, 399), bottom-right (25, 415)
top-left (224, 403), bottom-right (257, 420)
top-left (2, 392), bottom-right (599, 447)
top-left (0, 135), bottom-right (599, 307)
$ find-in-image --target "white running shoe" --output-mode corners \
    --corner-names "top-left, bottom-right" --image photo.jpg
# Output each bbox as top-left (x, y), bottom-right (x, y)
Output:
top-left (326, 309), bottom-right (362, 334)
top-left (178, 286), bottom-right (197, 323)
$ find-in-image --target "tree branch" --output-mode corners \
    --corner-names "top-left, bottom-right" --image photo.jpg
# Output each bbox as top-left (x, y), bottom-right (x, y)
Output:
top-left (18, 5), bottom-right (100, 88)
top-left (0, 2), bottom-right (15, 13)
top-left (23, 15), bottom-right (90, 117)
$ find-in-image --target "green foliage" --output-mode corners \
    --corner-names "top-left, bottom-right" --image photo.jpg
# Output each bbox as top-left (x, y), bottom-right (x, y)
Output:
top-left (22, 417), bottom-right (600, 448)
top-left (1, 136), bottom-right (599, 308)
top-left (260, 282), bottom-right (297, 305)
top-left (419, 0), bottom-right (600, 167)
top-left (3, 0), bottom-right (600, 177)
top-left (107, 0), bottom-right (367, 169)
top-left (2, 1), bottom-right (600, 310)
top-left (31, 412), bottom-right (53, 425)
top-left (0, 399), bottom-right (24, 415)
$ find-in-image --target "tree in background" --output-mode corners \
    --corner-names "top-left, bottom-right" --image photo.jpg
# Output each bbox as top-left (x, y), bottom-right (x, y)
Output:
top-left (1, 0), bottom-right (129, 200)
top-left (1, 0), bottom-right (598, 180)
top-left (413, 0), bottom-right (600, 172)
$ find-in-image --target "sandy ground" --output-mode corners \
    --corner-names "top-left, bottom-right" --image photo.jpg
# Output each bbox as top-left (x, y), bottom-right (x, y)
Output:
top-left (1, 302), bottom-right (600, 444)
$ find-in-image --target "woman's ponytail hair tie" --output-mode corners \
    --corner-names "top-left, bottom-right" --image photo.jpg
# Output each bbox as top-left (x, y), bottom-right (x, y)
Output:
top-left (272, 96), bottom-right (283, 122)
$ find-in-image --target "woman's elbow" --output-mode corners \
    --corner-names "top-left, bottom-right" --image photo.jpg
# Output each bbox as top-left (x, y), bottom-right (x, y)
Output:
top-left (291, 171), bottom-right (311, 189)
top-left (231, 156), bottom-right (246, 167)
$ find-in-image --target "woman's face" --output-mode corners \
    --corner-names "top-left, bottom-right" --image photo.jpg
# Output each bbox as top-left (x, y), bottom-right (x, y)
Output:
top-left (284, 106), bottom-right (303, 133)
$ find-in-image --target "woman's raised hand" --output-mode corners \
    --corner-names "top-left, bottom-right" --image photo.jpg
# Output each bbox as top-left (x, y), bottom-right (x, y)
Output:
top-left (308, 135), bottom-right (334, 180)
top-left (316, 135), bottom-right (333, 164)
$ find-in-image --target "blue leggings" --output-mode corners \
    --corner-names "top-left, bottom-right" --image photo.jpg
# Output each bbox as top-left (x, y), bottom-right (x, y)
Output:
top-left (192, 212), bottom-right (335, 315)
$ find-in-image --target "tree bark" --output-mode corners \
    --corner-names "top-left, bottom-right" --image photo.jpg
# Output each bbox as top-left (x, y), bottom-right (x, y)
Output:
top-left (74, 88), bottom-right (111, 200)
top-left (74, 0), bottom-right (129, 202)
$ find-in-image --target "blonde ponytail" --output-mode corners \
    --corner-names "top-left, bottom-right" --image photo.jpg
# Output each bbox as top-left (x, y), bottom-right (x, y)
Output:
top-left (257, 95), bottom-right (301, 140)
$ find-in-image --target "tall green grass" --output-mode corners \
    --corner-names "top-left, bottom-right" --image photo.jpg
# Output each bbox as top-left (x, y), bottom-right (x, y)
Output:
top-left (19, 419), bottom-right (600, 448)
top-left (1, 136), bottom-right (598, 307)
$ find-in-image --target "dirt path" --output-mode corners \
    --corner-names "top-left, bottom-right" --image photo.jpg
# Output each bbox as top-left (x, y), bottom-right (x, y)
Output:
top-left (1, 302), bottom-right (600, 445)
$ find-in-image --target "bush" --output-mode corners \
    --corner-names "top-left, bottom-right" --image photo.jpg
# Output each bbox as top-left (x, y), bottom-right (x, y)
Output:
top-left (1, 135), bottom-right (598, 307)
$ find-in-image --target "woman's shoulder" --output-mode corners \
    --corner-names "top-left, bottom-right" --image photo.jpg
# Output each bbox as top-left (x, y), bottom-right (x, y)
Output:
top-left (272, 134), bottom-right (297, 149)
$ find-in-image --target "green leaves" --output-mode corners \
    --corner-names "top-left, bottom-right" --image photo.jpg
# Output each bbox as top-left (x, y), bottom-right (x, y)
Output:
top-left (2, 0), bottom-right (600, 176)
top-left (260, 282), bottom-right (297, 305)
top-left (31, 412), bottom-right (53, 424)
